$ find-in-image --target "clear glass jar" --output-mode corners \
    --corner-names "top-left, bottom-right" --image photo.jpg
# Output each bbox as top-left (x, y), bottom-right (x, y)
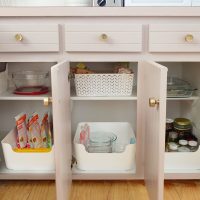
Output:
top-left (174, 118), bottom-right (192, 140)
top-left (87, 132), bottom-right (117, 153)
top-left (167, 142), bottom-right (179, 152)
top-left (188, 140), bottom-right (198, 152)
top-left (168, 132), bottom-right (178, 143)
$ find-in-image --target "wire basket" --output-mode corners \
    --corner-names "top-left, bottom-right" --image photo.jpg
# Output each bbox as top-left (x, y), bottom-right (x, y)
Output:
top-left (75, 73), bottom-right (134, 97)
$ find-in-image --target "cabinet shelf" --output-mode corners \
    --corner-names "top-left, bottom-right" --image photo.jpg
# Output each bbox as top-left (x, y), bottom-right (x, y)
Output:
top-left (72, 165), bottom-right (136, 180)
top-left (167, 96), bottom-right (199, 101)
top-left (0, 89), bottom-right (51, 101)
top-left (70, 89), bottom-right (138, 100)
top-left (0, 160), bottom-right (55, 180)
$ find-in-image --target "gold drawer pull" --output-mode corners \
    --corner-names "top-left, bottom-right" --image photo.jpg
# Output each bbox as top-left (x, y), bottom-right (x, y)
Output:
top-left (43, 97), bottom-right (52, 106)
top-left (15, 33), bottom-right (23, 41)
top-left (149, 98), bottom-right (159, 108)
top-left (100, 33), bottom-right (108, 41)
top-left (185, 34), bottom-right (194, 43)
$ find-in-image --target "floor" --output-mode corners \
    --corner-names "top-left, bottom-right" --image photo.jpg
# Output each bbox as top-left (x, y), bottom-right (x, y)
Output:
top-left (0, 180), bottom-right (200, 200)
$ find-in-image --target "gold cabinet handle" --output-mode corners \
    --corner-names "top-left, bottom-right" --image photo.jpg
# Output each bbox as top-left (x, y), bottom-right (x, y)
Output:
top-left (15, 33), bottom-right (23, 41)
top-left (185, 34), bottom-right (194, 43)
top-left (43, 97), bottom-right (52, 106)
top-left (149, 98), bottom-right (159, 108)
top-left (100, 33), bottom-right (108, 41)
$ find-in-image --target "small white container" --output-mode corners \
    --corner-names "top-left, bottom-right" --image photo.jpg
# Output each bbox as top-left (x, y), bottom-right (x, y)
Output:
top-left (74, 122), bottom-right (136, 171)
top-left (75, 73), bottom-right (134, 97)
top-left (1, 128), bottom-right (55, 171)
top-left (0, 66), bottom-right (7, 94)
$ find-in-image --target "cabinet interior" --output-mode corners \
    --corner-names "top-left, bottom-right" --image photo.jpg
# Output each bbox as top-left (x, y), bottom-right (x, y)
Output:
top-left (1, 61), bottom-right (200, 178)
top-left (160, 62), bottom-right (200, 131)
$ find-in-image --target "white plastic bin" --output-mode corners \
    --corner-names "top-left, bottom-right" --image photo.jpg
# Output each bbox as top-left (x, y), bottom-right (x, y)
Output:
top-left (75, 73), bottom-right (134, 97)
top-left (165, 126), bottom-right (200, 171)
top-left (165, 148), bottom-right (200, 171)
top-left (1, 128), bottom-right (55, 171)
top-left (74, 122), bottom-right (136, 171)
top-left (0, 65), bottom-right (7, 94)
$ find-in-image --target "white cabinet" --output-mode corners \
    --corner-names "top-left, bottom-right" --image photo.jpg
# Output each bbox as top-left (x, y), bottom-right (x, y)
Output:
top-left (1, 13), bottom-right (200, 200)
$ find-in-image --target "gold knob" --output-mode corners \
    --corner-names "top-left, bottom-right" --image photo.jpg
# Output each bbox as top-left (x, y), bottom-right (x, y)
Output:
top-left (100, 33), bottom-right (108, 41)
top-left (43, 97), bottom-right (52, 106)
top-left (15, 33), bottom-right (23, 41)
top-left (149, 98), bottom-right (159, 108)
top-left (185, 34), bottom-right (194, 42)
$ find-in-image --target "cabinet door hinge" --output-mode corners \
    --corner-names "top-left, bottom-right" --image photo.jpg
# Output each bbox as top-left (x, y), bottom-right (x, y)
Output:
top-left (68, 72), bottom-right (74, 82)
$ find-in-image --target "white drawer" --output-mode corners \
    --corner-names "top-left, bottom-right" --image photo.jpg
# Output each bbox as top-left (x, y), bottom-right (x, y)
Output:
top-left (0, 24), bottom-right (59, 52)
top-left (65, 24), bottom-right (142, 52)
top-left (149, 24), bottom-right (200, 52)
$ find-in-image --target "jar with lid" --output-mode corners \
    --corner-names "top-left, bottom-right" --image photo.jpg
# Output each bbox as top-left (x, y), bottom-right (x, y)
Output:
top-left (174, 118), bottom-right (192, 140)
top-left (166, 119), bottom-right (174, 143)
top-left (188, 140), bottom-right (199, 152)
top-left (167, 142), bottom-right (179, 152)
top-left (168, 132), bottom-right (178, 143)
top-left (178, 139), bottom-right (190, 152)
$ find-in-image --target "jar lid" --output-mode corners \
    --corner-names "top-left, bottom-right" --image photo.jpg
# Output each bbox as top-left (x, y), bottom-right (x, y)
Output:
top-left (179, 140), bottom-right (188, 146)
top-left (168, 142), bottom-right (178, 151)
top-left (174, 118), bottom-right (191, 126)
top-left (178, 146), bottom-right (190, 152)
top-left (166, 119), bottom-right (174, 124)
top-left (174, 118), bottom-right (192, 130)
top-left (189, 140), bottom-right (198, 147)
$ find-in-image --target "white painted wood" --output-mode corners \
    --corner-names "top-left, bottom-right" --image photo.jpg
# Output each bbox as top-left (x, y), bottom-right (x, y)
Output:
top-left (149, 24), bottom-right (200, 52)
top-left (0, 90), bottom-right (51, 101)
top-left (137, 61), bottom-right (167, 200)
top-left (66, 44), bottom-right (142, 52)
top-left (0, 32), bottom-right (58, 44)
top-left (125, 0), bottom-right (191, 6)
top-left (0, 24), bottom-right (59, 32)
top-left (0, 163), bottom-right (55, 180)
top-left (65, 24), bottom-right (142, 52)
top-left (0, 24), bottom-right (59, 52)
top-left (150, 24), bottom-right (200, 31)
top-left (1, 7), bottom-right (200, 17)
top-left (51, 61), bottom-right (72, 200)
top-left (66, 24), bottom-right (142, 32)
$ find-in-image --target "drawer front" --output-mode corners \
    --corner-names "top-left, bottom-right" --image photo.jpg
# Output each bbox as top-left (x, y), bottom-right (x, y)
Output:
top-left (149, 24), bottom-right (200, 52)
top-left (0, 24), bottom-right (59, 52)
top-left (65, 24), bottom-right (142, 52)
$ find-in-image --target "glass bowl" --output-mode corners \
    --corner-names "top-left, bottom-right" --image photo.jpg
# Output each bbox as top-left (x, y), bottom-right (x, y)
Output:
top-left (87, 132), bottom-right (117, 153)
top-left (12, 71), bottom-right (49, 88)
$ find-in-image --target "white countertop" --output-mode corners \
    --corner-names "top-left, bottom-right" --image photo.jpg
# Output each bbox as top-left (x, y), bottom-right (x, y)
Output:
top-left (0, 7), bottom-right (200, 17)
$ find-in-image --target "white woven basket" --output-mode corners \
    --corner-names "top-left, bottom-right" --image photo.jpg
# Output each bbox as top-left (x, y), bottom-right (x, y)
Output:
top-left (75, 73), bottom-right (134, 96)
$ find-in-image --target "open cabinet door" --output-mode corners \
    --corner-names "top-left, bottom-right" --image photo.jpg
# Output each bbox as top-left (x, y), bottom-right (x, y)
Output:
top-left (51, 60), bottom-right (72, 200)
top-left (137, 61), bottom-right (167, 200)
